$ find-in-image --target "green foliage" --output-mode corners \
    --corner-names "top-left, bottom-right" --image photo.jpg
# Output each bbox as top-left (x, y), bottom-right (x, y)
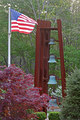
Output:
top-left (48, 112), bottom-right (60, 120)
top-left (64, 45), bottom-right (80, 74)
top-left (35, 112), bottom-right (46, 120)
top-left (60, 68), bottom-right (80, 120)
top-left (0, 88), bottom-right (6, 93)
top-left (26, 109), bottom-right (34, 114)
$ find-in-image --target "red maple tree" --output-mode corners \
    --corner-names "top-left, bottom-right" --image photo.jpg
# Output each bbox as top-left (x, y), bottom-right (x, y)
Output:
top-left (0, 65), bottom-right (49, 120)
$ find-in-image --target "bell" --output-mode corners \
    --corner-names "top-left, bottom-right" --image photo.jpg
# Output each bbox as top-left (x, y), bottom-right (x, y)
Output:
top-left (48, 55), bottom-right (56, 63)
top-left (49, 99), bottom-right (59, 107)
top-left (48, 75), bottom-right (57, 84)
top-left (49, 38), bottom-right (55, 45)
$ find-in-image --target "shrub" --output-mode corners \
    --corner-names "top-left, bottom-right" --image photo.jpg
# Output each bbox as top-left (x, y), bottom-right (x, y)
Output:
top-left (48, 112), bottom-right (60, 120)
top-left (64, 45), bottom-right (80, 74)
top-left (60, 68), bottom-right (80, 120)
top-left (35, 112), bottom-right (46, 120)
top-left (0, 65), bottom-right (49, 120)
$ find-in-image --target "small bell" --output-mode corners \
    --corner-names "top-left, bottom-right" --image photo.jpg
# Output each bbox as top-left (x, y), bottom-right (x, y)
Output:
top-left (48, 75), bottom-right (57, 84)
top-left (49, 99), bottom-right (59, 108)
top-left (49, 38), bottom-right (55, 45)
top-left (48, 55), bottom-right (56, 63)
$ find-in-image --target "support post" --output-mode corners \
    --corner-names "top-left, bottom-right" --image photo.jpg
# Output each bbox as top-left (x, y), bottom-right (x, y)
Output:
top-left (57, 19), bottom-right (66, 97)
top-left (8, 5), bottom-right (11, 67)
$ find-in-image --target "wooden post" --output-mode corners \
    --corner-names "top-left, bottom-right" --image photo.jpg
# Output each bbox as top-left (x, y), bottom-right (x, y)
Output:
top-left (34, 20), bottom-right (51, 94)
top-left (34, 20), bottom-right (41, 87)
top-left (42, 30), bottom-right (50, 94)
top-left (57, 19), bottom-right (66, 97)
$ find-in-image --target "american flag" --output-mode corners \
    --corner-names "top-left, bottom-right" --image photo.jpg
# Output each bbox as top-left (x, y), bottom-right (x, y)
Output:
top-left (11, 9), bottom-right (37, 34)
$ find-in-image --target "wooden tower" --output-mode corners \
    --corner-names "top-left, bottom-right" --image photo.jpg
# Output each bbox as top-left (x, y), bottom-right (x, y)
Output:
top-left (34, 19), bottom-right (66, 97)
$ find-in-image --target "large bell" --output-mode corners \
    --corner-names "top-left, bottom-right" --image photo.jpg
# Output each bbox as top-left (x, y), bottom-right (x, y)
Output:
top-left (49, 38), bottom-right (55, 45)
top-left (48, 75), bottom-right (57, 84)
top-left (48, 55), bottom-right (56, 63)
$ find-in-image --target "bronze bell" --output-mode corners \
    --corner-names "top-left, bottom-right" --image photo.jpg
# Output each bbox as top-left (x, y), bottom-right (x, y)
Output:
top-left (48, 75), bottom-right (57, 84)
top-left (49, 38), bottom-right (55, 45)
top-left (48, 55), bottom-right (56, 63)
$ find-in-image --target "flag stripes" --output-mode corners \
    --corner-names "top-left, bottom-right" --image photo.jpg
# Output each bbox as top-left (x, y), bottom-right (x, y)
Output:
top-left (11, 9), bottom-right (37, 34)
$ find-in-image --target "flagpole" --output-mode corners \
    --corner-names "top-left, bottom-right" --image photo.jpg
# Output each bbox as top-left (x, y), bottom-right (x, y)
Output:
top-left (8, 4), bottom-right (11, 67)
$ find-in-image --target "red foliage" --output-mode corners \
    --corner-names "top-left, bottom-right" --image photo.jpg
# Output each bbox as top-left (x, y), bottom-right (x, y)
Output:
top-left (0, 65), bottom-right (49, 120)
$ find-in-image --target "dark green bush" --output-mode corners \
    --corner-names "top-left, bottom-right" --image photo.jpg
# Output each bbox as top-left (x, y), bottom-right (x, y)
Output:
top-left (60, 68), bottom-right (80, 120)
top-left (35, 112), bottom-right (46, 120)
top-left (48, 112), bottom-right (60, 120)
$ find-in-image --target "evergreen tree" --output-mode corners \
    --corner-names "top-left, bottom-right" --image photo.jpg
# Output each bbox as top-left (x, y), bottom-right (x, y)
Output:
top-left (60, 68), bottom-right (80, 120)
